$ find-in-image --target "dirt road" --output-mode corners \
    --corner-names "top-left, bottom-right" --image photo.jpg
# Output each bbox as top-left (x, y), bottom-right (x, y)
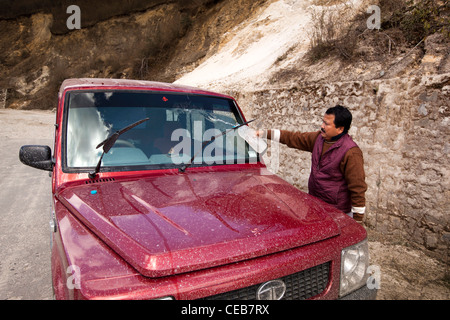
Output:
top-left (0, 109), bottom-right (54, 299)
top-left (0, 109), bottom-right (448, 300)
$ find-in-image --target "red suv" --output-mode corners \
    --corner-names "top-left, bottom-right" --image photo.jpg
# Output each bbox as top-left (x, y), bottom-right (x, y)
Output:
top-left (20, 78), bottom-right (376, 300)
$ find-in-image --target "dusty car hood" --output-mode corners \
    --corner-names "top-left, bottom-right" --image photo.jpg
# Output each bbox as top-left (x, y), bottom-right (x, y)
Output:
top-left (58, 168), bottom-right (340, 277)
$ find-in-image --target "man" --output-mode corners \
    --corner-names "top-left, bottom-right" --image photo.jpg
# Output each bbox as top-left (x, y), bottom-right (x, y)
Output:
top-left (258, 105), bottom-right (367, 222)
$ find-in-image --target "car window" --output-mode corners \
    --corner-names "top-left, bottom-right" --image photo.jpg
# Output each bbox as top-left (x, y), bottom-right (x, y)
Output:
top-left (63, 90), bottom-right (257, 172)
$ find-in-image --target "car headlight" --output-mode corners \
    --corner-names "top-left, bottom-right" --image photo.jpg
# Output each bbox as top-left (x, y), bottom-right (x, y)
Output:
top-left (339, 239), bottom-right (369, 297)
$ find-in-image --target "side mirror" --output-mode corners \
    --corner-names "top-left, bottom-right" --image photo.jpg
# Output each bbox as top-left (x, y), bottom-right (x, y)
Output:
top-left (19, 145), bottom-right (54, 171)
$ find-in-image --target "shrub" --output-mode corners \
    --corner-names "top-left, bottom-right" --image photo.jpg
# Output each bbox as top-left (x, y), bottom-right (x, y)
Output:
top-left (381, 0), bottom-right (449, 44)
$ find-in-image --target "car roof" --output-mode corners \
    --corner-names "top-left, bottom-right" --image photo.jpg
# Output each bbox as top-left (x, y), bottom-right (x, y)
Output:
top-left (59, 78), bottom-right (232, 99)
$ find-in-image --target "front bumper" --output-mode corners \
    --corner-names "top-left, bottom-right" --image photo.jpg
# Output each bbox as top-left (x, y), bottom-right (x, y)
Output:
top-left (339, 285), bottom-right (378, 300)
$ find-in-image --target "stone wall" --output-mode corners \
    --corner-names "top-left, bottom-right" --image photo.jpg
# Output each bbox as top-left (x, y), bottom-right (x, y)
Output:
top-left (233, 73), bottom-right (450, 260)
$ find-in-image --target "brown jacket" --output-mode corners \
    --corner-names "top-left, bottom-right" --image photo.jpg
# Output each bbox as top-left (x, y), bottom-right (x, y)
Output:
top-left (268, 130), bottom-right (367, 211)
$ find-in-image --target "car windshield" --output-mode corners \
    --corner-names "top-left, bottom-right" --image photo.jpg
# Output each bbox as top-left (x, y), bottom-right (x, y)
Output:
top-left (63, 90), bottom-right (258, 172)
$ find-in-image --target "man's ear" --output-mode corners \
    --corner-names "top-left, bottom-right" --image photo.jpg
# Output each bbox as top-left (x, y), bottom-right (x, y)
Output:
top-left (336, 126), bottom-right (344, 134)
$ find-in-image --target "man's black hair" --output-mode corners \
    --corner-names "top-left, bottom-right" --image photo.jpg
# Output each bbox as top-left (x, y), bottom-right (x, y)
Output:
top-left (325, 105), bottom-right (352, 134)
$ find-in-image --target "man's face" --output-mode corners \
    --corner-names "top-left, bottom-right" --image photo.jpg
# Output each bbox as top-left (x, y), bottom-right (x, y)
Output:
top-left (320, 113), bottom-right (344, 141)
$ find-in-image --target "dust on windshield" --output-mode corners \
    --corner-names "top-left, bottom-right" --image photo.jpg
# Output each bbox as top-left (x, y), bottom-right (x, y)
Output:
top-left (64, 90), bottom-right (259, 173)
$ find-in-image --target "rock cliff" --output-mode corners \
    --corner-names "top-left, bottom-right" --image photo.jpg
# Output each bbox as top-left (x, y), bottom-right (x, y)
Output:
top-left (0, 0), bottom-right (266, 109)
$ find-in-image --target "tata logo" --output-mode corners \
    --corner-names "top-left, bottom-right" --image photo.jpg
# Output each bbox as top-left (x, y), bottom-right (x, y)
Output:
top-left (256, 280), bottom-right (286, 300)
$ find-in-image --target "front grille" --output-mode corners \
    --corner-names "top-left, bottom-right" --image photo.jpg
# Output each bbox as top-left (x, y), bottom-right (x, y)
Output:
top-left (203, 262), bottom-right (330, 300)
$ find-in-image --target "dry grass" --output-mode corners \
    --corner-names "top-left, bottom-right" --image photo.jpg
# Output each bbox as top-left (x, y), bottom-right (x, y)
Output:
top-left (306, 0), bottom-right (450, 63)
top-left (306, 1), bottom-right (368, 62)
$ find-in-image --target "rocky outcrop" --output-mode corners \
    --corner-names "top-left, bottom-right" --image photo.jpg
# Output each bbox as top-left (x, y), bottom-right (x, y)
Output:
top-left (0, 0), bottom-right (267, 109)
top-left (1, 0), bottom-right (213, 34)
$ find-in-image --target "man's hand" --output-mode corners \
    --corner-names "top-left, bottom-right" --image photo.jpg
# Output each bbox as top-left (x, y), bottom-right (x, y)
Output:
top-left (255, 130), bottom-right (266, 138)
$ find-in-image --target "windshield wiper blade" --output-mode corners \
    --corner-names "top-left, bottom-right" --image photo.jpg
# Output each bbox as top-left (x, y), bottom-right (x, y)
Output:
top-left (179, 119), bottom-right (254, 173)
top-left (88, 117), bottom-right (149, 179)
